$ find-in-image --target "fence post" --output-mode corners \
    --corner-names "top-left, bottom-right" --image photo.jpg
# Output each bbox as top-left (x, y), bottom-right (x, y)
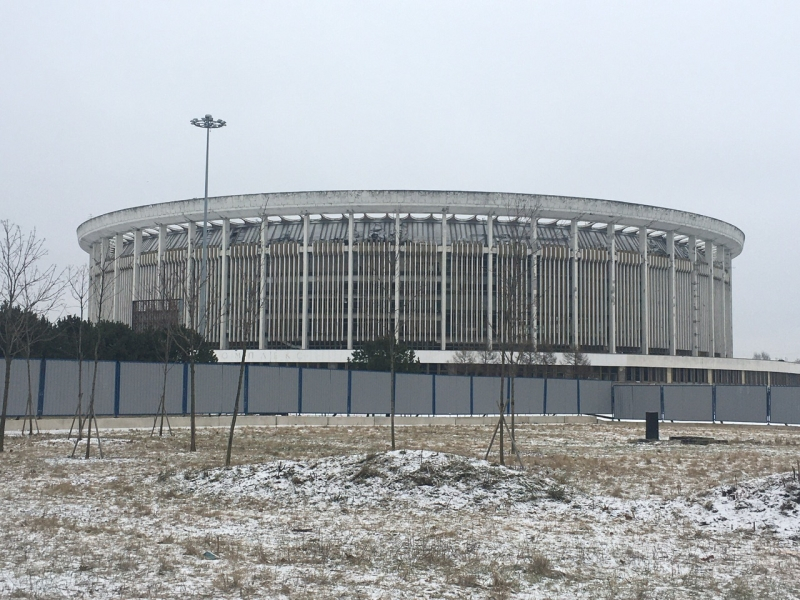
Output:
top-left (469, 376), bottom-right (474, 416)
top-left (767, 385), bottom-right (771, 424)
top-left (182, 363), bottom-right (188, 415)
top-left (660, 385), bottom-right (665, 420)
top-left (576, 379), bottom-right (581, 415)
top-left (712, 385), bottom-right (717, 422)
top-left (543, 378), bottom-right (548, 415)
top-left (36, 358), bottom-right (46, 418)
top-left (244, 365), bottom-right (249, 415)
top-left (347, 370), bottom-right (352, 415)
top-left (611, 383), bottom-right (615, 419)
top-left (431, 374), bottom-right (436, 416)
top-left (297, 367), bottom-right (303, 414)
top-left (114, 361), bottom-right (121, 417)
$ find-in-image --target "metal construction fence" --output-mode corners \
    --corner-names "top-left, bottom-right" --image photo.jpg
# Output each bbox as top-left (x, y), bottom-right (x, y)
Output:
top-left (2, 359), bottom-right (800, 425)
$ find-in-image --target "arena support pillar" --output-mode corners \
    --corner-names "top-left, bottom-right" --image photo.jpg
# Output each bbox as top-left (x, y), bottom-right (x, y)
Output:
top-left (707, 240), bottom-right (715, 357)
top-left (486, 213), bottom-right (494, 350)
top-left (606, 223), bottom-right (616, 354)
top-left (185, 221), bottom-right (195, 328)
top-left (570, 220), bottom-right (579, 349)
top-left (530, 215), bottom-right (539, 349)
top-left (725, 247), bottom-right (733, 357)
top-left (301, 213), bottom-right (309, 350)
top-left (395, 212), bottom-right (401, 343)
top-left (220, 217), bottom-right (230, 350)
top-left (347, 211), bottom-right (354, 350)
top-left (259, 215), bottom-right (268, 350)
top-left (132, 229), bottom-right (142, 302)
top-left (88, 242), bottom-right (98, 322)
top-left (667, 230), bottom-right (676, 355)
top-left (113, 232), bottom-right (124, 322)
top-left (639, 226), bottom-right (649, 355)
top-left (440, 209), bottom-right (447, 351)
top-left (719, 245), bottom-right (727, 358)
top-left (157, 224), bottom-right (167, 297)
top-left (689, 235), bottom-right (699, 356)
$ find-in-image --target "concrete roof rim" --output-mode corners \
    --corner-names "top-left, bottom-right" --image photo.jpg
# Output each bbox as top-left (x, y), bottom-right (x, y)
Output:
top-left (76, 190), bottom-right (745, 255)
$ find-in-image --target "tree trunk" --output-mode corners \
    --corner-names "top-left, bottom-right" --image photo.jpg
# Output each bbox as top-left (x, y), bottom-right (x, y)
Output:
top-left (390, 364), bottom-right (396, 451)
top-left (225, 343), bottom-right (247, 467)
top-left (190, 358), bottom-right (196, 452)
top-left (1, 355), bottom-right (12, 453)
top-left (499, 351), bottom-right (505, 466)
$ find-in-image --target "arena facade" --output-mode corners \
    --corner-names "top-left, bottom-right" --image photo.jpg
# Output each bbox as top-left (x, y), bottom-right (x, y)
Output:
top-left (77, 190), bottom-right (800, 385)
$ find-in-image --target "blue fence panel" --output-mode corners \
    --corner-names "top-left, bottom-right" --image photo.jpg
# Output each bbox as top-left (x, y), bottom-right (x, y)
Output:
top-left (395, 373), bottom-right (433, 414)
top-left (770, 387), bottom-right (800, 425)
top-left (247, 365), bottom-right (299, 414)
top-left (663, 385), bottom-right (713, 422)
top-left (434, 374), bottom-right (471, 415)
top-left (715, 385), bottom-right (768, 424)
top-left (613, 384), bottom-right (661, 420)
top-left (118, 362), bottom-right (184, 416)
top-left (301, 368), bottom-right (348, 414)
top-left (471, 376), bottom-right (503, 414)
top-left (4, 359), bottom-right (39, 417)
top-left (577, 380), bottom-right (613, 415)
top-left (43, 359), bottom-right (115, 416)
top-left (512, 377), bottom-right (545, 414)
top-left (350, 371), bottom-right (391, 414)
top-left (546, 379), bottom-right (578, 414)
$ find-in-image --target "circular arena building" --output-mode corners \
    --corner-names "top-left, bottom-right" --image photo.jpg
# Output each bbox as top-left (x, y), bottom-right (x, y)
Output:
top-left (77, 190), bottom-right (771, 383)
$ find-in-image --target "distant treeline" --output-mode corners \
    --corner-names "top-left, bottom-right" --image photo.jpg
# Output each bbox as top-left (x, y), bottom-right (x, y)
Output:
top-left (0, 306), bottom-right (216, 363)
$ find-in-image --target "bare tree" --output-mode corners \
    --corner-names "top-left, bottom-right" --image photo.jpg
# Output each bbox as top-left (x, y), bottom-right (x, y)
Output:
top-left (225, 283), bottom-right (259, 467)
top-left (0, 220), bottom-right (60, 453)
top-left (484, 198), bottom-right (540, 467)
top-left (66, 265), bottom-right (89, 441)
top-left (562, 347), bottom-right (591, 379)
top-left (71, 242), bottom-right (115, 459)
top-left (19, 264), bottom-right (64, 435)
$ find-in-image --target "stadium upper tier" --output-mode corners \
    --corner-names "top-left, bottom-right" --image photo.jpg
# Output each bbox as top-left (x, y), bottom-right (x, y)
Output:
top-left (77, 190), bottom-right (743, 359)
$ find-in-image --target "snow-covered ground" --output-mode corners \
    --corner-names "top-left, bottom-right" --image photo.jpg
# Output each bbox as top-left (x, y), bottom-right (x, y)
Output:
top-left (1, 422), bottom-right (799, 598)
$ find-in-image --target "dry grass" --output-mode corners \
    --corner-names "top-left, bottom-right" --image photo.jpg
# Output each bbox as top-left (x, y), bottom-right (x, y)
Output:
top-left (1, 421), bottom-right (799, 599)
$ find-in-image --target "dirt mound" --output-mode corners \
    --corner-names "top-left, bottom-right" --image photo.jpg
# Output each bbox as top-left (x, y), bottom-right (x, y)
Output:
top-left (682, 473), bottom-right (800, 539)
top-left (178, 450), bottom-right (557, 510)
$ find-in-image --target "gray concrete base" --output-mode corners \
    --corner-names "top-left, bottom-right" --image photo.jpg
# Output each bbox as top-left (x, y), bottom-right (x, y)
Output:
top-left (8, 414), bottom-right (597, 432)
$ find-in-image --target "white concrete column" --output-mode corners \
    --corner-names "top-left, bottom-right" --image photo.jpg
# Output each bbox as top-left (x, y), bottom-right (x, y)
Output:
top-left (259, 215), bottom-right (268, 350)
top-left (440, 210), bottom-right (448, 351)
top-left (301, 213), bottom-right (309, 350)
top-left (667, 231), bottom-right (676, 356)
top-left (720, 245), bottom-right (727, 358)
top-left (725, 248), bottom-right (733, 358)
top-left (87, 243), bottom-right (97, 322)
top-left (157, 224), bottom-right (167, 298)
top-left (347, 212), bottom-right (354, 350)
top-left (219, 217), bottom-right (230, 350)
top-left (707, 240), bottom-right (715, 357)
top-left (530, 217), bottom-right (539, 350)
top-left (607, 224), bottom-right (616, 354)
top-left (639, 227), bottom-right (649, 355)
top-left (132, 229), bottom-right (142, 302)
top-left (570, 220), bottom-right (579, 349)
top-left (100, 237), bottom-right (110, 319)
top-left (395, 212), bottom-right (401, 343)
top-left (186, 221), bottom-right (196, 328)
top-left (486, 214), bottom-right (494, 350)
top-left (689, 235), bottom-right (699, 357)
top-left (113, 232), bottom-right (124, 322)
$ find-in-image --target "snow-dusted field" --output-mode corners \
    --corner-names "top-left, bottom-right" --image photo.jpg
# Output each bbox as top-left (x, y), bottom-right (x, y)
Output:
top-left (1, 421), bottom-right (799, 599)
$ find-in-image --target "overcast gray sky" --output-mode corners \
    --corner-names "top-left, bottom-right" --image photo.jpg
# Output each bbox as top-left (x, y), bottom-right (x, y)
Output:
top-left (1, 1), bottom-right (798, 359)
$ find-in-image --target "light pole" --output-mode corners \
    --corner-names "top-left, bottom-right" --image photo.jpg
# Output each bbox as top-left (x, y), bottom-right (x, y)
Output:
top-left (190, 114), bottom-right (226, 338)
